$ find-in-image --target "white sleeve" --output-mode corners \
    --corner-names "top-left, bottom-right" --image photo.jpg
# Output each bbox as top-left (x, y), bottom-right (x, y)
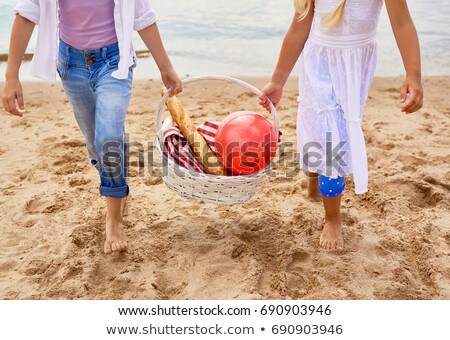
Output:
top-left (134, 0), bottom-right (158, 31)
top-left (14, 0), bottom-right (40, 25)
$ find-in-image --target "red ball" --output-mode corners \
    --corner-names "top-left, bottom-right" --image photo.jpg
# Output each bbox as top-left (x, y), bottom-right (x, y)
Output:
top-left (214, 111), bottom-right (278, 175)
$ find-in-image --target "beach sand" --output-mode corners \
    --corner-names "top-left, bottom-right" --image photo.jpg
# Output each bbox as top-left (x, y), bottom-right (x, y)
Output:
top-left (0, 76), bottom-right (449, 300)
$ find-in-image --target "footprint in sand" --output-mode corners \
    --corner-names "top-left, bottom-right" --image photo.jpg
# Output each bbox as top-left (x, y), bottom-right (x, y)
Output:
top-left (38, 138), bottom-right (87, 175)
top-left (55, 163), bottom-right (82, 175)
top-left (68, 176), bottom-right (90, 187)
top-left (25, 195), bottom-right (65, 214)
top-left (25, 197), bottom-right (53, 214)
top-left (24, 259), bottom-right (52, 276)
top-left (341, 211), bottom-right (358, 226)
top-left (144, 177), bottom-right (163, 186)
top-left (285, 250), bottom-right (314, 299)
top-left (286, 250), bottom-right (311, 273)
top-left (413, 182), bottom-right (444, 208)
top-left (290, 211), bottom-right (319, 234)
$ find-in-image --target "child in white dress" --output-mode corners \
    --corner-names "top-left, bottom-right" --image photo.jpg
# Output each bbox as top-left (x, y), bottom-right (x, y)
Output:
top-left (260, 0), bottom-right (423, 251)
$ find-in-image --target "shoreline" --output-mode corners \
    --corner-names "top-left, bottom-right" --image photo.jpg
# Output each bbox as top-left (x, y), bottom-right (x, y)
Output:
top-left (2, 75), bottom-right (450, 87)
top-left (1, 55), bottom-right (449, 79)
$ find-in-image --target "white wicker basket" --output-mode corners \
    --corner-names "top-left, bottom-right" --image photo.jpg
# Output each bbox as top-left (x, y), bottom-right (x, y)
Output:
top-left (155, 75), bottom-right (279, 205)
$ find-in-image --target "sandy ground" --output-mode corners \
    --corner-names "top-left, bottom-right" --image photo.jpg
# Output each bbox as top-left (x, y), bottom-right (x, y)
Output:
top-left (0, 76), bottom-right (449, 300)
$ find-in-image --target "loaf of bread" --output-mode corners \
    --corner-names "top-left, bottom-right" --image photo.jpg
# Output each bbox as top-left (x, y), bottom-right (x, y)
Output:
top-left (162, 88), bottom-right (224, 176)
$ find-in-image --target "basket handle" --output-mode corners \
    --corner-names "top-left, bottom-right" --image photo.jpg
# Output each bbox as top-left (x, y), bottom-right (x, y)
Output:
top-left (156, 75), bottom-right (279, 137)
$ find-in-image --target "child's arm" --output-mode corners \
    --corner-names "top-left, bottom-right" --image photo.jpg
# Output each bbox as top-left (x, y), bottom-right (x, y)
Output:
top-left (260, 10), bottom-right (314, 110)
top-left (138, 23), bottom-right (182, 96)
top-left (2, 14), bottom-right (35, 117)
top-left (385, 0), bottom-right (423, 114)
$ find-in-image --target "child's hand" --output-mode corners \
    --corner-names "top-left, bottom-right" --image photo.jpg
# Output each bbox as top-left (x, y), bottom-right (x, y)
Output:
top-left (2, 77), bottom-right (24, 117)
top-left (400, 76), bottom-right (423, 114)
top-left (259, 82), bottom-right (283, 112)
top-left (161, 68), bottom-right (182, 96)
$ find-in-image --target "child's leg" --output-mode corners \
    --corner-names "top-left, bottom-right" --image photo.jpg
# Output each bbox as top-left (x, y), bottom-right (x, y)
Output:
top-left (60, 71), bottom-right (98, 166)
top-left (305, 171), bottom-right (320, 201)
top-left (321, 195), bottom-right (344, 251)
top-left (94, 66), bottom-right (133, 255)
top-left (58, 41), bottom-right (132, 255)
top-left (105, 197), bottom-right (127, 255)
top-left (318, 175), bottom-right (346, 251)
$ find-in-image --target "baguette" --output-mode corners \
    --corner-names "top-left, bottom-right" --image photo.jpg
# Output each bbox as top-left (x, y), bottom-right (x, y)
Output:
top-left (162, 88), bottom-right (224, 176)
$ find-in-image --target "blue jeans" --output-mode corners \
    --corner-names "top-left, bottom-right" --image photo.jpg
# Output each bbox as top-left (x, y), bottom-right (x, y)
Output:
top-left (57, 39), bottom-right (134, 198)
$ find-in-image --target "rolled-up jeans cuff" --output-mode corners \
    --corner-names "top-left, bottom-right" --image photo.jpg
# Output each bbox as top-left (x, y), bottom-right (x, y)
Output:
top-left (99, 184), bottom-right (129, 198)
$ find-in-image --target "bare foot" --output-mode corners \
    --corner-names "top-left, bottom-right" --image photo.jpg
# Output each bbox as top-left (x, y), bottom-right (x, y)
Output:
top-left (104, 214), bottom-right (128, 255)
top-left (320, 219), bottom-right (344, 252)
top-left (307, 176), bottom-right (321, 202)
top-left (104, 197), bottom-right (128, 255)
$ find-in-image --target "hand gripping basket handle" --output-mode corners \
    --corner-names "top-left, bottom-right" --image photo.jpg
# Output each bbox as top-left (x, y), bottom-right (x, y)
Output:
top-left (156, 75), bottom-right (279, 137)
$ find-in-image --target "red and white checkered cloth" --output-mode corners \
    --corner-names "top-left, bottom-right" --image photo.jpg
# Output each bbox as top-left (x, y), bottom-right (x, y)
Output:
top-left (162, 121), bottom-right (221, 174)
top-left (162, 121), bottom-right (282, 175)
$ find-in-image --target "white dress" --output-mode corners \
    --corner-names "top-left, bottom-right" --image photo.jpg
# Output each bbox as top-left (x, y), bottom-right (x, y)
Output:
top-left (297, 0), bottom-right (383, 194)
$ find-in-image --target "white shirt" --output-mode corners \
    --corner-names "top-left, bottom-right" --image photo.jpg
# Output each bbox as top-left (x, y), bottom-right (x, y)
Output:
top-left (14, 0), bottom-right (158, 84)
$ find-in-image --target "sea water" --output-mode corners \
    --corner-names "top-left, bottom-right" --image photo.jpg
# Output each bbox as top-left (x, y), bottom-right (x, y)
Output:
top-left (0, 0), bottom-right (449, 79)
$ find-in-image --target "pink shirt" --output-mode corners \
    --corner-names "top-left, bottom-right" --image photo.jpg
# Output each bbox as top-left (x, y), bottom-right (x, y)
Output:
top-left (15, 0), bottom-right (158, 82)
top-left (58, 0), bottom-right (118, 50)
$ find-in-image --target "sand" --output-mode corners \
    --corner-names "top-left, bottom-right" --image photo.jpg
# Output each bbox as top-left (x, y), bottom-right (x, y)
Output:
top-left (0, 76), bottom-right (449, 300)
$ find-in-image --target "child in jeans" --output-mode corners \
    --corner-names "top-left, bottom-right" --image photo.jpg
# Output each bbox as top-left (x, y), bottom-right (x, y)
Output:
top-left (2, 0), bottom-right (182, 255)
